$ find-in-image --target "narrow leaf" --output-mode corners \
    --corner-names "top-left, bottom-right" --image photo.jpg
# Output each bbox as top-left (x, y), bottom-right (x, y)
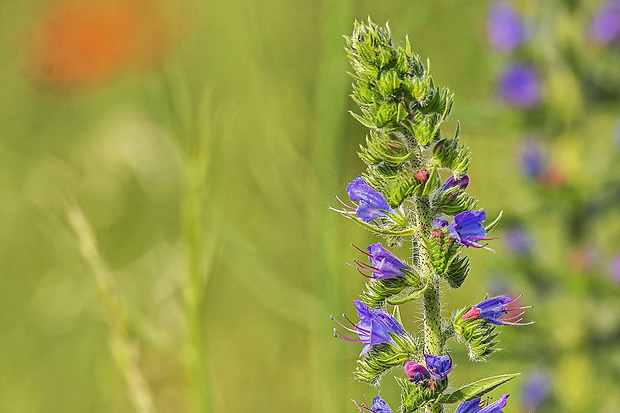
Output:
top-left (440, 373), bottom-right (520, 404)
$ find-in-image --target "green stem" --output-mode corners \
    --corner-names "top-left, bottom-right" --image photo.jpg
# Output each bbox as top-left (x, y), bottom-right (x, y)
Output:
top-left (416, 198), bottom-right (443, 413)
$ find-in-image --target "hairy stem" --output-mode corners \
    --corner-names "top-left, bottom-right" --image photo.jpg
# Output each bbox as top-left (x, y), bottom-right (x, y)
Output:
top-left (416, 197), bottom-right (443, 413)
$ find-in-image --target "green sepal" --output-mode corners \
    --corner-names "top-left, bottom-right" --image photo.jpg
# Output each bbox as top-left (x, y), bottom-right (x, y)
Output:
top-left (421, 166), bottom-right (441, 196)
top-left (350, 110), bottom-right (378, 130)
top-left (453, 308), bottom-right (500, 361)
top-left (358, 131), bottom-right (410, 166)
top-left (362, 167), bottom-right (423, 208)
top-left (396, 376), bottom-right (447, 413)
top-left (392, 305), bottom-right (403, 325)
top-left (423, 233), bottom-right (458, 277)
top-left (484, 211), bottom-right (503, 233)
top-left (355, 333), bottom-right (420, 386)
top-left (360, 269), bottom-right (424, 308)
top-left (444, 255), bottom-right (470, 289)
top-left (433, 186), bottom-right (478, 215)
top-left (432, 135), bottom-right (470, 175)
top-left (439, 373), bottom-right (520, 404)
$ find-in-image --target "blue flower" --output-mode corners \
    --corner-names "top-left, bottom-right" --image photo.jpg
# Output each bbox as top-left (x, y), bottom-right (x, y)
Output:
top-left (462, 295), bottom-right (533, 326)
top-left (448, 210), bottom-right (493, 250)
top-left (351, 243), bottom-right (410, 279)
top-left (346, 177), bottom-right (392, 223)
top-left (590, 0), bottom-right (620, 44)
top-left (369, 396), bottom-right (393, 413)
top-left (498, 63), bottom-right (542, 109)
top-left (424, 353), bottom-right (453, 380)
top-left (333, 301), bottom-right (405, 356)
top-left (488, 1), bottom-right (526, 51)
top-left (520, 139), bottom-right (545, 179)
top-left (442, 174), bottom-right (469, 191)
top-left (522, 371), bottom-right (550, 409)
top-left (455, 395), bottom-right (510, 413)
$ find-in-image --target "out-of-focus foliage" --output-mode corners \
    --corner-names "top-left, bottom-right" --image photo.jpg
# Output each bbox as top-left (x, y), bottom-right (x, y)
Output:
top-left (0, 0), bottom-right (617, 412)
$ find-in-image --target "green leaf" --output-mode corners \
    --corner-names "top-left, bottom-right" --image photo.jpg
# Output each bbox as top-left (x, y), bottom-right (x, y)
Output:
top-left (440, 373), bottom-right (520, 404)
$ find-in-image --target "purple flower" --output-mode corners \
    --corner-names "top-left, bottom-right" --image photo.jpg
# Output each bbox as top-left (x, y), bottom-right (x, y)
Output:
top-left (352, 243), bottom-right (410, 279)
top-left (333, 301), bottom-right (405, 356)
top-left (498, 63), bottom-right (542, 109)
top-left (424, 354), bottom-right (453, 380)
top-left (442, 174), bottom-right (470, 191)
top-left (369, 396), bottom-right (393, 413)
top-left (448, 210), bottom-right (494, 250)
top-left (488, 1), bottom-right (526, 51)
top-left (504, 227), bottom-right (531, 256)
top-left (455, 395), bottom-right (510, 413)
top-left (522, 371), bottom-right (550, 409)
top-left (608, 254), bottom-right (620, 282)
top-left (433, 217), bottom-right (449, 228)
top-left (404, 361), bottom-right (431, 383)
top-left (346, 177), bottom-right (392, 223)
top-left (589, 0), bottom-right (620, 44)
top-left (462, 295), bottom-right (533, 326)
top-left (520, 139), bottom-right (545, 179)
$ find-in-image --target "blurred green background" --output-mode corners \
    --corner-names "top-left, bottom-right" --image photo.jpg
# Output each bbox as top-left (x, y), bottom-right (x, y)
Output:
top-left (1, 0), bottom-right (619, 412)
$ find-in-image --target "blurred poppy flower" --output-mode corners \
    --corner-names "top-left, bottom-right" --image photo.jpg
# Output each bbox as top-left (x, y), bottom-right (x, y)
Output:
top-left (24, 0), bottom-right (174, 90)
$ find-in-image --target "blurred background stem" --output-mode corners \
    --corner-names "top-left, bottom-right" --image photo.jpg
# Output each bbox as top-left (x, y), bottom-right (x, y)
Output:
top-left (67, 206), bottom-right (156, 413)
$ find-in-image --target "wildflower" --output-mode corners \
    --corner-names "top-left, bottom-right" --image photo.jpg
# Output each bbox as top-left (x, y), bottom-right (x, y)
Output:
top-left (504, 227), bottom-right (531, 256)
top-left (609, 254), bottom-right (620, 282)
top-left (25, 0), bottom-right (171, 89)
top-left (589, 0), bottom-right (620, 45)
top-left (404, 361), bottom-right (431, 383)
top-left (448, 210), bottom-right (494, 250)
top-left (522, 371), bottom-right (550, 410)
top-left (354, 395), bottom-right (393, 413)
top-left (346, 177), bottom-right (392, 223)
top-left (417, 169), bottom-right (428, 181)
top-left (498, 63), bottom-right (542, 109)
top-left (488, 1), bottom-right (526, 51)
top-left (332, 301), bottom-right (404, 356)
top-left (433, 217), bottom-right (449, 228)
top-left (442, 174), bottom-right (469, 191)
top-left (424, 353), bottom-right (453, 380)
top-left (462, 295), bottom-right (533, 326)
top-left (455, 395), bottom-right (510, 413)
top-left (520, 139), bottom-right (545, 179)
top-left (351, 243), bottom-right (410, 279)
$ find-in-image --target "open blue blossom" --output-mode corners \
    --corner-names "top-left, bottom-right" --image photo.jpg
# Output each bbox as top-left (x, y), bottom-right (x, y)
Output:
top-left (351, 243), bottom-right (410, 279)
top-left (424, 354), bottom-right (453, 381)
top-left (346, 177), bottom-right (392, 223)
top-left (332, 301), bottom-right (404, 356)
top-left (498, 63), bottom-right (542, 109)
top-left (462, 295), bottom-right (533, 326)
top-left (448, 210), bottom-right (494, 250)
top-left (488, 1), bottom-right (526, 51)
top-left (455, 395), bottom-right (510, 413)
top-left (442, 174), bottom-right (470, 191)
top-left (589, 0), bottom-right (620, 44)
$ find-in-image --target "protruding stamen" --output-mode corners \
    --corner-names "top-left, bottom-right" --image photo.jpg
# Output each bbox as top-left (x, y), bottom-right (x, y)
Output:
top-left (351, 243), bottom-right (372, 256)
top-left (335, 195), bottom-right (356, 210)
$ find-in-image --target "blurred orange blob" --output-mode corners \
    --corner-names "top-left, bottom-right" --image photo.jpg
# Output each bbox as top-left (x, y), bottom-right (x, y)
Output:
top-left (24, 0), bottom-right (173, 90)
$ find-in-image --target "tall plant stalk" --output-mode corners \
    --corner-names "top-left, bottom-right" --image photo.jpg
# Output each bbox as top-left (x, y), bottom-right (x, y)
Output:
top-left (330, 19), bottom-right (533, 413)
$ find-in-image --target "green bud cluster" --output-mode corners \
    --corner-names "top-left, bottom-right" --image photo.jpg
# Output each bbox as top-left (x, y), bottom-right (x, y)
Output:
top-left (453, 307), bottom-right (501, 361)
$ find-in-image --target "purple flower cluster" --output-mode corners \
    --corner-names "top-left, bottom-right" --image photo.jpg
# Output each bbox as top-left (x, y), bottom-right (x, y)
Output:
top-left (333, 301), bottom-right (404, 355)
top-left (590, 0), bottom-right (620, 44)
top-left (488, 1), bottom-right (526, 51)
top-left (498, 63), bottom-right (542, 108)
top-left (404, 354), bottom-right (453, 383)
top-left (351, 243), bottom-right (410, 279)
top-left (462, 295), bottom-right (533, 326)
